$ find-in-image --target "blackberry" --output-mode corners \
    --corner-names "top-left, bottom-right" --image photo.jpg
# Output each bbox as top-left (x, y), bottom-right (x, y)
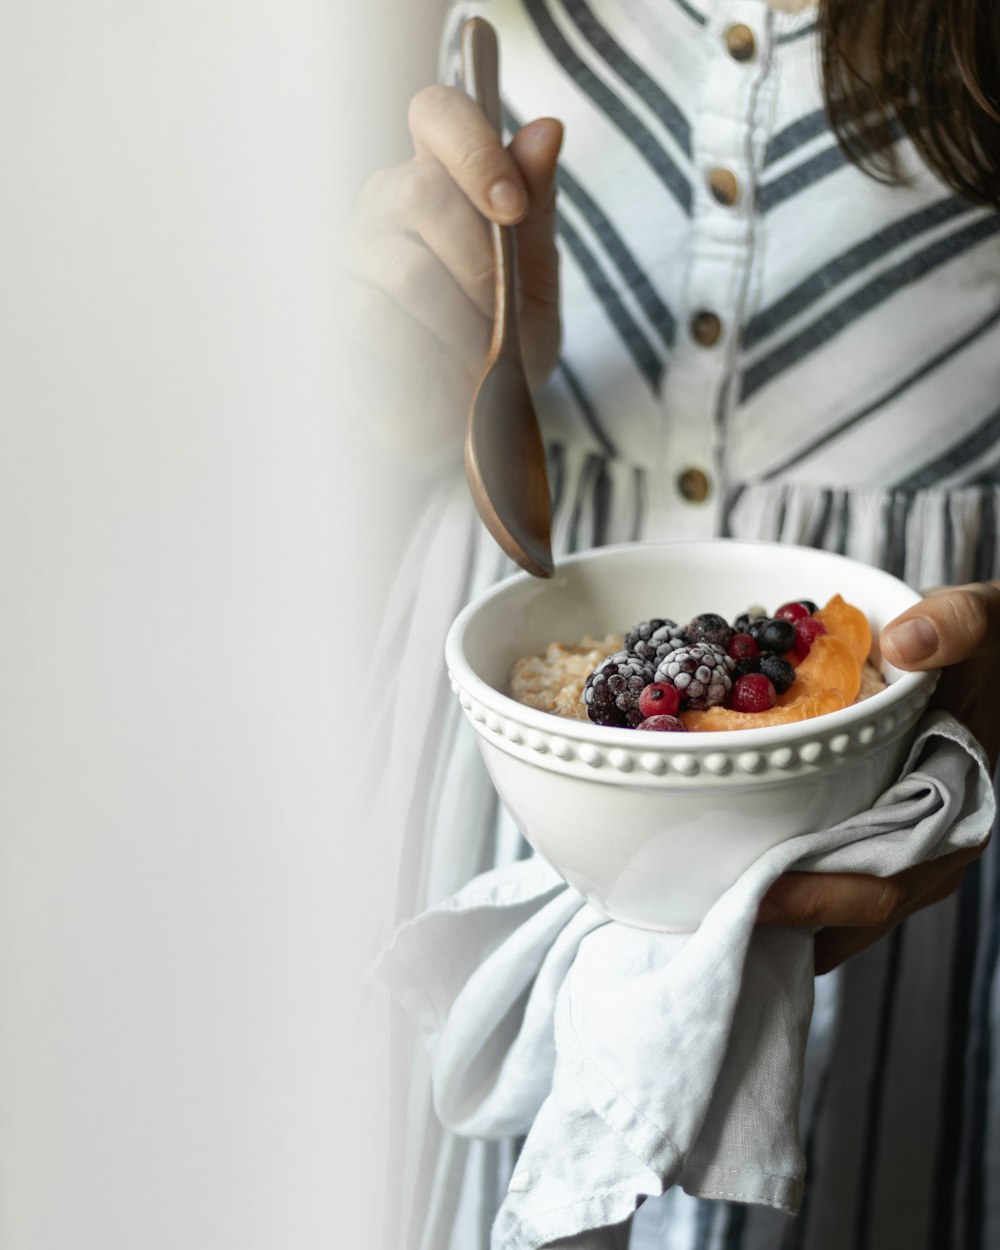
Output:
top-left (625, 618), bottom-right (687, 665)
top-left (582, 651), bottom-right (656, 727)
top-left (654, 642), bottom-right (734, 711)
top-left (759, 654), bottom-right (796, 695)
top-left (685, 613), bottom-right (733, 649)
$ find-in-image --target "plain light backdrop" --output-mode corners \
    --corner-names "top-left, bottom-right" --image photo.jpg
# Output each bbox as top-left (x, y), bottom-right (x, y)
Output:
top-left (0, 3), bottom-right (453, 1246)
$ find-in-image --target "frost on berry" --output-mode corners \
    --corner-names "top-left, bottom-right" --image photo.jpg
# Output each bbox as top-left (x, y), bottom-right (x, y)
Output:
top-left (654, 642), bottom-right (734, 711)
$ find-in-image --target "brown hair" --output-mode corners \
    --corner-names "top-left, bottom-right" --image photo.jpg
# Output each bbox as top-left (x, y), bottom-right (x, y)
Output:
top-left (821, 0), bottom-right (1000, 206)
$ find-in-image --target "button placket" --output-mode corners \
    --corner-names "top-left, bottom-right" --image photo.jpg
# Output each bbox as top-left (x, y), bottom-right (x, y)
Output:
top-left (651, 2), bottom-right (772, 537)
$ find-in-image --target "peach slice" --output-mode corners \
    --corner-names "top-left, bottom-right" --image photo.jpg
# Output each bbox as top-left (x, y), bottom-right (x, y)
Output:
top-left (815, 594), bottom-right (871, 666)
top-left (683, 688), bottom-right (847, 732)
top-left (782, 633), bottom-right (861, 706)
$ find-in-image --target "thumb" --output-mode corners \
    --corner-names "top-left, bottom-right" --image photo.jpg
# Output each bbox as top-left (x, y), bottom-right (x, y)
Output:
top-left (508, 118), bottom-right (563, 308)
top-left (880, 582), bottom-right (1000, 669)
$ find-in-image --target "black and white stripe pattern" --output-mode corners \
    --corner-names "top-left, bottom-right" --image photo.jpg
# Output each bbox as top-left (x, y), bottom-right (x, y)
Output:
top-left (397, 5), bottom-right (1000, 1250)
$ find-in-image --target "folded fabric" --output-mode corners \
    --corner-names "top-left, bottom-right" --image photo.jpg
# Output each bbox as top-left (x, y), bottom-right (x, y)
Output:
top-left (379, 713), bottom-right (995, 1250)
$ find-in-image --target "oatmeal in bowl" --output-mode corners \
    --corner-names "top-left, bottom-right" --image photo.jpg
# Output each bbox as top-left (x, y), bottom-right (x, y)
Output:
top-left (510, 595), bottom-right (887, 732)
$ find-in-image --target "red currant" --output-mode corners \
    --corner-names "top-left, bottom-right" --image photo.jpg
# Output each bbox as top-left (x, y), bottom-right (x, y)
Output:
top-left (775, 601), bottom-right (810, 624)
top-left (729, 674), bottom-right (777, 713)
top-left (638, 682), bottom-right (681, 720)
top-left (727, 632), bottom-right (759, 660)
top-left (636, 714), bottom-right (687, 732)
top-left (793, 616), bottom-right (827, 660)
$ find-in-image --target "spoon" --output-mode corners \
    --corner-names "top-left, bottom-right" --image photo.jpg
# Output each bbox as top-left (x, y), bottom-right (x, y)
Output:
top-left (460, 17), bottom-right (555, 579)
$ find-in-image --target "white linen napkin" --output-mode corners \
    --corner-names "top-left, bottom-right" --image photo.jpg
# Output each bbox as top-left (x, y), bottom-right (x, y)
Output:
top-left (380, 713), bottom-right (995, 1250)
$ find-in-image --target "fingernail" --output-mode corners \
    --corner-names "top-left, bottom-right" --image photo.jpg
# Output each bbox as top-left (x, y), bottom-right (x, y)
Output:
top-left (885, 616), bottom-right (939, 664)
top-left (488, 178), bottom-right (525, 219)
top-left (757, 899), bottom-right (781, 923)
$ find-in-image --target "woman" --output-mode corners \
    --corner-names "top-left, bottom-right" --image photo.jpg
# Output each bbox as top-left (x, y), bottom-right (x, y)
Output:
top-left (347, 1), bottom-right (1000, 1245)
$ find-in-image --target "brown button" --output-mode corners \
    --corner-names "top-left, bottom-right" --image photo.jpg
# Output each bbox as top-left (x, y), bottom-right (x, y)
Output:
top-left (707, 166), bottom-right (740, 207)
top-left (725, 24), bottom-right (756, 62)
top-left (678, 468), bottom-right (711, 503)
top-left (690, 311), bottom-right (722, 347)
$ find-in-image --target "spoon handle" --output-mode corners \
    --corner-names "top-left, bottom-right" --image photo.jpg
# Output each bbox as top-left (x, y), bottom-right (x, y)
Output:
top-left (460, 18), bottom-right (520, 368)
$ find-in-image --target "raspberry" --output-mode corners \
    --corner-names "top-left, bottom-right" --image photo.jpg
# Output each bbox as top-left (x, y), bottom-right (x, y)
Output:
top-left (775, 601), bottom-right (811, 624)
top-left (654, 642), bottom-right (734, 711)
top-left (582, 651), bottom-right (655, 727)
top-left (625, 619), bottom-right (687, 665)
top-left (728, 633), bottom-right (759, 660)
top-left (729, 673), bottom-right (777, 713)
top-left (759, 654), bottom-right (796, 694)
top-left (637, 714), bottom-right (688, 732)
top-left (793, 616), bottom-right (827, 660)
top-left (638, 682), bottom-right (682, 720)
top-left (686, 613), bottom-right (734, 649)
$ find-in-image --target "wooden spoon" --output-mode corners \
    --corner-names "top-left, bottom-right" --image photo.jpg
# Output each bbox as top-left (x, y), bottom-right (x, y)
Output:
top-left (460, 17), bottom-right (554, 579)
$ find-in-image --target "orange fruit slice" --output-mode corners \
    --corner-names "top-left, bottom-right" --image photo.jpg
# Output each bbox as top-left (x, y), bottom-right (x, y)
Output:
top-left (782, 633), bottom-right (861, 706)
top-left (815, 594), bottom-right (871, 666)
top-left (683, 688), bottom-right (847, 732)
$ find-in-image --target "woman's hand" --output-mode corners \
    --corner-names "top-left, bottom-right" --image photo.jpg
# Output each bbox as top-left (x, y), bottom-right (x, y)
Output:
top-left (343, 86), bottom-right (563, 453)
top-left (758, 581), bottom-right (1000, 974)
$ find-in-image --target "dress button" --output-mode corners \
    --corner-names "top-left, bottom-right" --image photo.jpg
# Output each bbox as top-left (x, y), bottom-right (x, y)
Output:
top-left (708, 167), bottom-right (740, 207)
top-left (678, 468), bottom-right (711, 503)
top-left (690, 311), bottom-right (722, 347)
top-left (725, 24), bottom-right (756, 62)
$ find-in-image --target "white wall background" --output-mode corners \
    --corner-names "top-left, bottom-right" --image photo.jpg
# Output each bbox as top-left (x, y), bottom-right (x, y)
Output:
top-left (0, 3), bottom-right (447, 1246)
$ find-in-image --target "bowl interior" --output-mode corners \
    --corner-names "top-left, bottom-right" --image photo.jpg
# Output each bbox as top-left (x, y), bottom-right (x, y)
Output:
top-left (450, 540), bottom-right (925, 719)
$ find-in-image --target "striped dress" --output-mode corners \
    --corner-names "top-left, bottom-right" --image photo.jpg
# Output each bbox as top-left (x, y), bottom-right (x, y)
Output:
top-left (380, 2), bottom-right (1000, 1247)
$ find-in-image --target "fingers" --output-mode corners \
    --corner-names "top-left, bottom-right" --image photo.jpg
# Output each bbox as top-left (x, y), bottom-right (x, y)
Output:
top-left (758, 871), bottom-right (905, 929)
top-left (509, 119), bottom-right (563, 312)
top-left (346, 231), bottom-right (490, 365)
top-left (812, 861), bottom-right (965, 974)
top-left (757, 846), bottom-right (982, 930)
top-left (409, 85), bottom-right (528, 223)
top-left (373, 160), bottom-right (494, 318)
top-left (880, 581), bottom-right (1000, 669)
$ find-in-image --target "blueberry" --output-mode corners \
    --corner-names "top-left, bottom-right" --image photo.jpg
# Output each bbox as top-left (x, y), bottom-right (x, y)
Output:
top-left (757, 618), bottom-right (796, 655)
top-left (759, 654), bottom-right (796, 694)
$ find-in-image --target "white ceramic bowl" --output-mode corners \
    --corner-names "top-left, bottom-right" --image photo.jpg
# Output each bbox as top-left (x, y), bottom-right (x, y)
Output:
top-left (445, 540), bottom-right (937, 931)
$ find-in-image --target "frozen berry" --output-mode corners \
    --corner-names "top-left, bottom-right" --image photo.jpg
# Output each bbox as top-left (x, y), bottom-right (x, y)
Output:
top-left (728, 633), bottom-right (759, 660)
top-left (654, 643), bottom-right (734, 711)
top-left (729, 673), bottom-right (777, 713)
top-left (731, 657), bottom-right (760, 680)
top-left (733, 606), bottom-right (768, 633)
top-left (775, 601), bottom-right (811, 624)
top-left (756, 618), bottom-right (797, 656)
top-left (759, 654), bottom-right (796, 695)
top-left (799, 600), bottom-right (818, 615)
top-left (637, 714), bottom-right (687, 732)
top-left (582, 651), bottom-right (655, 727)
top-left (626, 619), bottom-right (687, 665)
top-left (793, 616), bottom-right (827, 660)
top-left (686, 613), bottom-right (734, 649)
top-left (638, 681), bottom-right (682, 720)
